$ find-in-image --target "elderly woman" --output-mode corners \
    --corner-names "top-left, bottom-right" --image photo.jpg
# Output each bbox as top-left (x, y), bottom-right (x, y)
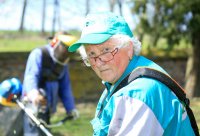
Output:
top-left (69, 12), bottom-right (196, 136)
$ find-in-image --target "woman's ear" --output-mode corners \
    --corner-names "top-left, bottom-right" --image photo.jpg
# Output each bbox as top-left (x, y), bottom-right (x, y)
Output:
top-left (127, 41), bottom-right (134, 60)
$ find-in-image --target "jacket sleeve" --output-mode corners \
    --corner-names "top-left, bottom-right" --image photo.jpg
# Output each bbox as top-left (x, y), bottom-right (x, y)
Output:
top-left (23, 48), bottom-right (42, 94)
top-left (107, 96), bottom-right (164, 136)
top-left (58, 65), bottom-right (75, 113)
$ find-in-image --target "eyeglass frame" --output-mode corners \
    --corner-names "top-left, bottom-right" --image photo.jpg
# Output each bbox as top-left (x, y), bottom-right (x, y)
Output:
top-left (82, 44), bottom-right (126, 67)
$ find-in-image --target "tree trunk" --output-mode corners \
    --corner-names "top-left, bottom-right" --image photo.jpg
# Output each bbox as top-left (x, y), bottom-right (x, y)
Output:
top-left (109, 0), bottom-right (115, 12)
top-left (19, 0), bottom-right (27, 32)
top-left (85, 0), bottom-right (90, 16)
top-left (41, 0), bottom-right (46, 34)
top-left (185, 34), bottom-right (200, 98)
top-left (117, 0), bottom-right (123, 15)
top-left (52, 0), bottom-right (59, 35)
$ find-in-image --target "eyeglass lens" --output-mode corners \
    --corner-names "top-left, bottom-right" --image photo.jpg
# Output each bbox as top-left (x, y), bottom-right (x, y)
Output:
top-left (84, 48), bottom-right (118, 66)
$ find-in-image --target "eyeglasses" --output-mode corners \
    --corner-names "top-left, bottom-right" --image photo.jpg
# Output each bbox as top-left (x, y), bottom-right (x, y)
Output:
top-left (83, 48), bottom-right (119, 67)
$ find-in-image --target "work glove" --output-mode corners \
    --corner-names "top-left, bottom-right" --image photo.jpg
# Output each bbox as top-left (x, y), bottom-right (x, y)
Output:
top-left (23, 89), bottom-right (47, 114)
top-left (68, 109), bottom-right (79, 120)
top-left (25, 88), bottom-right (47, 106)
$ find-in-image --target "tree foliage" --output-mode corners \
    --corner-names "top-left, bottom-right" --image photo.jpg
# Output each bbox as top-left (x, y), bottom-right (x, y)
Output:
top-left (131, 0), bottom-right (200, 97)
top-left (132, 0), bottom-right (200, 47)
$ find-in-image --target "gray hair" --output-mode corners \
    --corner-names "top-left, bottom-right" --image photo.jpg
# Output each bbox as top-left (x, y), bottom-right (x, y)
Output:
top-left (78, 34), bottom-right (142, 59)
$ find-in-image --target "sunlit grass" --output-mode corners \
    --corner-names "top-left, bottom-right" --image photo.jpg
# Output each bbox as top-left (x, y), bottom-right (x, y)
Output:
top-left (50, 103), bottom-right (96, 136)
top-left (0, 30), bottom-right (81, 52)
top-left (0, 30), bottom-right (48, 52)
top-left (141, 35), bottom-right (192, 58)
top-left (0, 38), bottom-right (46, 52)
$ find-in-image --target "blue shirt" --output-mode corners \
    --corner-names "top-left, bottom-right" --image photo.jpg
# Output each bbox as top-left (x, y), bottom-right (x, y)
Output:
top-left (91, 55), bottom-right (195, 136)
top-left (22, 44), bottom-right (75, 113)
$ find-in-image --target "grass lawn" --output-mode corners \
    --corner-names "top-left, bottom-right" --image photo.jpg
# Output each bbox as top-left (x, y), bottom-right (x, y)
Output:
top-left (50, 99), bottom-right (200, 136)
top-left (0, 31), bottom-right (47, 52)
top-left (50, 102), bottom-right (96, 136)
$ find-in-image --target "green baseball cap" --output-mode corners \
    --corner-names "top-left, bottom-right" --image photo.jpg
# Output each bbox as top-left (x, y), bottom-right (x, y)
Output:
top-left (68, 12), bottom-right (133, 52)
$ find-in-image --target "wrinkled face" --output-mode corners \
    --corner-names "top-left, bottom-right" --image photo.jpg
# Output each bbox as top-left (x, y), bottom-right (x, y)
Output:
top-left (85, 38), bottom-right (133, 84)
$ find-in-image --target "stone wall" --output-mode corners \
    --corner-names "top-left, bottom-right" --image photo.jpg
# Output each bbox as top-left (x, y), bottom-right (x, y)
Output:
top-left (0, 52), bottom-right (187, 100)
top-left (153, 57), bottom-right (187, 87)
top-left (0, 52), bottom-right (28, 82)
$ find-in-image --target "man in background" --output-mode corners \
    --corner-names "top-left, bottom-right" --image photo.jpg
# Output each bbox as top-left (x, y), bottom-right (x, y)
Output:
top-left (23, 32), bottom-right (79, 136)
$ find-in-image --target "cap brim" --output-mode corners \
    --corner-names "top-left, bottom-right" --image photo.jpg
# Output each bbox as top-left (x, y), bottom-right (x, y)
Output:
top-left (68, 33), bottom-right (112, 52)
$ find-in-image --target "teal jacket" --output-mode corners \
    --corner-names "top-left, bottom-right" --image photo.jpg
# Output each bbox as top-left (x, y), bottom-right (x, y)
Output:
top-left (91, 56), bottom-right (195, 136)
